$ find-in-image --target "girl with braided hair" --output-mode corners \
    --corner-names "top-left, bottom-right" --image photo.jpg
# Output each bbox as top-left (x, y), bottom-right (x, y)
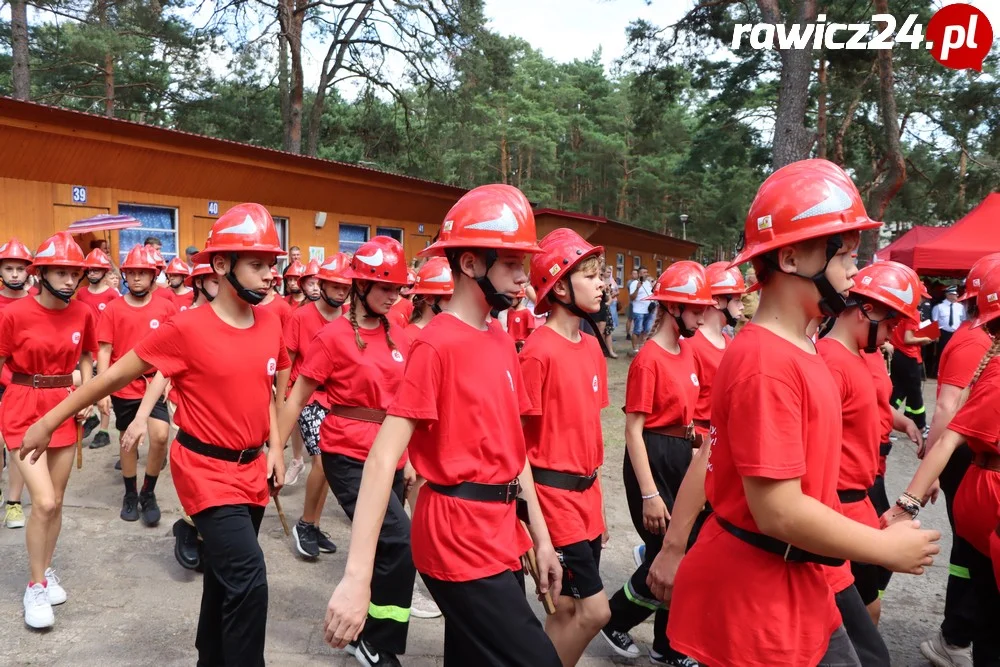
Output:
top-left (276, 236), bottom-right (415, 667)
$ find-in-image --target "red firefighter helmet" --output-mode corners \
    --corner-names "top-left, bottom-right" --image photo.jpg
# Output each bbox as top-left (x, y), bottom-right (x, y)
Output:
top-left (530, 228), bottom-right (604, 315)
top-left (349, 236), bottom-right (408, 284)
top-left (165, 257), bottom-right (191, 276)
top-left (191, 203), bottom-right (285, 264)
top-left (646, 261), bottom-right (715, 306)
top-left (28, 232), bottom-right (86, 274)
top-left (145, 245), bottom-right (167, 271)
top-left (302, 259), bottom-right (322, 280)
top-left (121, 244), bottom-right (159, 271)
top-left (972, 266), bottom-right (1000, 330)
top-left (317, 253), bottom-right (353, 286)
top-left (0, 238), bottom-right (33, 264)
top-left (270, 265), bottom-right (280, 280)
top-left (283, 261), bottom-right (306, 279)
top-left (960, 253), bottom-right (1000, 302)
top-left (420, 184), bottom-right (542, 257)
top-left (705, 261), bottom-right (747, 296)
top-left (83, 248), bottom-right (112, 271)
top-left (850, 261), bottom-right (922, 323)
top-left (732, 159), bottom-right (882, 266)
top-left (184, 263), bottom-right (215, 287)
top-left (410, 257), bottom-right (454, 296)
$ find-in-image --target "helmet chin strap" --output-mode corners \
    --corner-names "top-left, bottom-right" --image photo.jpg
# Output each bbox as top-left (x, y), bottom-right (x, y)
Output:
top-left (859, 302), bottom-right (894, 353)
top-left (549, 280), bottom-right (612, 358)
top-left (671, 304), bottom-right (697, 338)
top-left (320, 285), bottom-right (345, 309)
top-left (225, 253), bottom-right (267, 306)
top-left (4, 279), bottom-right (26, 291)
top-left (353, 282), bottom-right (381, 319)
top-left (304, 292), bottom-right (320, 302)
top-left (86, 274), bottom-right (104, 286)
top-left (475, 250), bottom-right (515, 312)
top-left (430, 298), bottom-right (443, 315)
top-left (765, 235), bottom-right (849, 318)
top-left (194, 278), bottom-right (216, 303)
top-left (39, 268), bottom-right (79, 303)
top-left (718, 296), bottom-right (738, 327)
top-left (129, 288), bottom-right (150, 299)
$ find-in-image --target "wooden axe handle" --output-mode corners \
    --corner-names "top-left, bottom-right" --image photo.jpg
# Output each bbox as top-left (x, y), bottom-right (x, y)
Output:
top-left (272, 494), bottom-right (291, 536)
top-left (75, 423), bottom-right (83, 470)
top-left (522, 546), bottom-right (557, 615)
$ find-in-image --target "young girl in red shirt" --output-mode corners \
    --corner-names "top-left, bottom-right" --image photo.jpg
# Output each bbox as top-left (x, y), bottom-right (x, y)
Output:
top-left (0, 232), bottom-right (97, 629)
top-left (600, 260), bottom-right (714, 666)
top-left (404, 257), bottom-right (453, 342)
top-left (323, 184), bottom-right (563, 666)
top-left (22, 204), bottom-right (289, 665)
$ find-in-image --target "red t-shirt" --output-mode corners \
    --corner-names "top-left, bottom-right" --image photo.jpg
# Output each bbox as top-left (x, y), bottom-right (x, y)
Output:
top-left (669, 324), bottom-right (843, 667)
top-left (284, 302), bottom-right (338, 407)
top-left (299, 316), bottom-right (410, 467)
top-left (388, 314), bottom-right (533, 582)
top-left (890, 319), bottom-right (922, 363)
top-left (152, 287), bottom-right (172, 301)
top-left (0, 292), bottom-right (31, 387)
top-left (257, 295), bottom-right (294, 328)
top-left (949, 357), bottom-right (1000, 556)
top-left (0, 298), bottom-right (98, 449)
top-left (285, 294), bottom-right (305, 308)
top-left (937, 320), bottom-right (991, 392)
top-left (97, 296), bottom-right (178, 400)
top-left (864, 351), bottom-right (894, 477)
top-left (505, 309), bottom-right (533, 343)
top-left (686, 329), bottom-right (728, 424)
top-left (624, 340), bottom-right (699, 429)
top-left (520, 326), bottom-right (608, 547)
top-left (133, 306), bottom-right (290, 516)
top-left (168, 289), bottom-right (196, 312)
top-left (403, 322), bottom-right (425, 344)
top-left (76, 286), bottom-right (120, 317)
top-left (388, 298), bottom-right (413, 330)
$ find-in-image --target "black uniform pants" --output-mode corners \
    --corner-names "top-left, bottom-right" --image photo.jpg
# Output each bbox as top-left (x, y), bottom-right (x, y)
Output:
top-left (889, 352), bottom-right (926, 430)
top-left (969, 545), bottom-right (1000, 665)
top-left (835, 585), bottom-right (890, 666)
top-left (606, 431), bottom-right (709, 657)
top-left (189, 503), bottom-right (267, 667)
top-left (322, 453), bottom-right (414, 655)
top-left (939, 443), bottom-right (977, 648)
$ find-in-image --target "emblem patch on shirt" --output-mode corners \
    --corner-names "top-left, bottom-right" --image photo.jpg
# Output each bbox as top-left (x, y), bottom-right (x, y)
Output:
top-left (592, 375), bottom-right (599, 393)
top-left (98, 303), bottom-right (107, 311)
top-left (690, 373), bottom-right (700, 387)
top-left (506, 370), bottom-right (514, 392)
top-left (391, 350), bottom-right (404, 363)
top-left (149, 319), bottom-right (160, 329)
top-left (71, 331), bottom-right (81, 345)
top-left (266, 358), bottom-right (277, 376)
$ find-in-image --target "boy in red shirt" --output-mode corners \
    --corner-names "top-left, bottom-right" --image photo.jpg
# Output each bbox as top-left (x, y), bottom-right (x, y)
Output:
top-left (1, 232), bottom-right (98, 629)
top-left (323, 184), bottom-right (563, 666)
top-left (77, 249), bottom-right (119, 450)
top-left (163, 257), bottom-right (195, 311)
top-left (282, 252), bottom-right (352, 559)
top-left (257, 265), bottom-right (293, 326)
top-left (283, 260), bottom-right (306, 306)
top-left (521, 228), bottom-right (610, 665)
top-left (667, 159), bottom-right (940, 667)
top-left (98, 245), bottom-right (178, 525)
top-left (888, 311), bottom-right (934, 433)
top-left (23, 204), bottom-right (289, 665)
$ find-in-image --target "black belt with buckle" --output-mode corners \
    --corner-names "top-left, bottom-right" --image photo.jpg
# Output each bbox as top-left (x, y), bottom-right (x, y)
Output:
top-left (716, 515), bottom-right (845, 567)
top-left (426, 479), bottom-right (521, 504)
top-left (531, 466), bottom-right (598, 492)
top-left (176, 429), bottom-right (263, 465)
top-left (879, 442), bottom-right (892, 457)
top-left (837, 489), bottom-right (868, 504)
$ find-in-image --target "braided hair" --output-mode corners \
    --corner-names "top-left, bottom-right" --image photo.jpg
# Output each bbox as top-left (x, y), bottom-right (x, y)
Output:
top-left (971, 334), bottom-right (1000, 386)
top-left (349, 282), bottom-right (397, 352)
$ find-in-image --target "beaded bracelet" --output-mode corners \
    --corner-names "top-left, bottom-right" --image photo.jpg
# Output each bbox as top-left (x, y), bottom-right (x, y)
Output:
top-left (641, 491), bottom-right (660, 500)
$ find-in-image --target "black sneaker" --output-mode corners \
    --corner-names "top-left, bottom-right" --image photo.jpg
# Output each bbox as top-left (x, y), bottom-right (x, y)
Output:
top-left (120, 492), bottom-right (139, 522)
top-left (600, 627), bottom-right (641, 659)
top-left (650, 648), bottom-right (701, 666)
top-left (316, 528), bottom-right (337, 554)
top-left (114, 457), bottom-right (122, 470)
top-left (138, 491), bottom-right (161, 527)
top-left (82, 414), bottom-right (100, 439)
top-left (293, 520), bottom-right (319, 559)
top-left (350, 638), bottom-right (401, 667)
top-left (172, 519), bottom-right (201, 570)
top-left (90, 431), bottom-right (111, 449)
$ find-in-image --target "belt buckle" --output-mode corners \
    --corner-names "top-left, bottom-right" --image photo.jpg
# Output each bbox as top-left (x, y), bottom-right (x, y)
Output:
top-left (685, 423), bottom-right (695, 442)
top-left (783, 542), bottom-right (793, 562)
top-left (504, 480), bottom-right (519, 503)
top-left (237, 448), bottom-right (253, 465)
top-left (30, 374), bottom-right (42, 388)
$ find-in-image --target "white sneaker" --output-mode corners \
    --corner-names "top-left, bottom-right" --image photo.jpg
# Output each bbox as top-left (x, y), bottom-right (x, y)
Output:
top-left (285, 457), bottom-right (306, 486)
top-left (45, 568), bottom-right (66, 605)
top-left (920, 629), bottom-right (972, 667)
top-left (23, 583), bottom-right (54, 629)
top-left (410, 588), bottom-right (441, 619)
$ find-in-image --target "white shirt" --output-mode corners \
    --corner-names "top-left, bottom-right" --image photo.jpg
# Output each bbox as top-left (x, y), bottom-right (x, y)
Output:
top-left (629, 279), bottom-right (654, 315)
top-left (932, 300), bottom-right (965, 333)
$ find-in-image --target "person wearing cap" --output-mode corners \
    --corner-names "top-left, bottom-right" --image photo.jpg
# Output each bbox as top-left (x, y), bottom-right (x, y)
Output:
top-left (918, 253), bottom-right (1000, 667)
top-left (403, 257), bottom-right (453, 342)
top-left (21, 204), bottom-right (290, 664)
top-left (932, 285), bottom-right (966, 359)
top-left (279, 253), bottom-right (351, 558)
top-left (665, 159), bottom-right (940, 667)
top-left (283, 260), bottom-right (306, 307)
top-left (0, 238), bottom-right (34, 529)
top-left (185, 245), bottom-right (199, 269)
top-left (886, 265), bottom-right (1000, 665)
top-left (520, 228), bottom-right (611, 665)
top-left (0, 232), bottom-right (98, 629)
top-left (277, 238), bottom-right (418, 665)
top-left (323, 184), bottom-right (563, 666)
top-left (256, 265), bottom-right (294, 326)
top-left (97, 245), bottom-right (178, 526)
top-left (162, 257), bottom-right (195, 311)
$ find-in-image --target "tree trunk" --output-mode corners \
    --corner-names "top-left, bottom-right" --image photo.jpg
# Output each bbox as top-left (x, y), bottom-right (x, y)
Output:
top-left (832, 62), bottom-right (877, 166)
top-left (104, 52), bottom-right (115, 117)
top-left (757, 0), bottom-right (817, 169)
top-left (816, 58), bottom-right (827, 159)
top-left (279, 31), bottom-right (290, 151)
top-left (957, 146), bottom-right (967, 211)
top-left (10, 0), bottom-right (30, 100)
top-left (278, 0), bottom-right (304, 153)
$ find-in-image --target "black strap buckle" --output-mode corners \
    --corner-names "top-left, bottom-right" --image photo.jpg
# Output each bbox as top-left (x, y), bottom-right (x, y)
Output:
top-left (237, 448), bottom-right (257, 465)
top-left (503, 480), bottom-right (520, 503)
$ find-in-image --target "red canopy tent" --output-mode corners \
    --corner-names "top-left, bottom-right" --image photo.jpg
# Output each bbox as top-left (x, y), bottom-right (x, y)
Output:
top-left (873, 225), bottom-right (947, 267)
top-left (913, 193), bottom-right (1000, 276)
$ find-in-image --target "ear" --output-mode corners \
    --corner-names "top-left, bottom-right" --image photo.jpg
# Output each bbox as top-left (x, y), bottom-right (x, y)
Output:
top-left (458, 250), bottom-right (482, 279)
top-left (551, 276), bottom-right (570, 300)
top-left (774, 245), bottom-right (799, 274)
top-left (211, 254), bottom-right (229, 276)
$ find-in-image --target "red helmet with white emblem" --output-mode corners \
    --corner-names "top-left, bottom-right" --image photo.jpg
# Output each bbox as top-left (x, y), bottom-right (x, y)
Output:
top-left (318, 253), bottom-right (352, 285)
top-left (84, 248), bottom-right (111, 271)
top-left (270, 265), bottom-right (280, 280)
top-left (302, 259), bottom-right (322, 280)
top-left (732, 159), bottom-right (882, 265)
top-left (530, 228), bottom-right (604, 315)
top-left (646, 261), bottom-right (715, 306)
top-left (191, 203), bottom-right (285, 264)
top-left (410, 257), bottom-right (454, 296)
top-left (705, 261), bottom-right (747, 296)
top-left (350, 236), bottom-right (408, 284)
top-left (0, 238), bottom-right (33, 264)
top-left (972, 266), bottom-right (1000, 330)
top-left (146, 245), bottom-right (167, 271)
top-left (420, 184), bottom-right (542, 257)
top-left (28, 232), bottom-right (86, 273)
top-left (283, 261), bottom-right (305, 279)
top-left (165, 257), bottom-right (191, 276)
top-left (960, 253), bottom-right (1000, 302)
top-left (121, 244), bottom-right (159, 271)
top-left (850, 261), bottom-right (921, 323)
top-left (184, 263), bottom-right (214, 287)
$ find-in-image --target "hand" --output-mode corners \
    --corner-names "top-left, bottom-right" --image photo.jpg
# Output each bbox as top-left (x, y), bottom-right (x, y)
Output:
top-left (905, 419), bottom-right (925, 457)
top-left (98, 396), bottom-right (112, 417)
top-left (878, 519), bottom-right (940, 575)
top-left (20, 418), bottom-right (54, 463)
top-left (647, 545), bottom-right (684, 604)
top-left (533, 542), bottom-right (562, 604)
top-left (75, 404), bottom-right (94, 422)
top-left (602, 508), bottom-right (610, 546)
top-left (120, 418), bottom-right (147, 453)
top-left (923, 480), bottom-right (940, 506)
top-left (324, 575), bottom-right (371, 648)
top-left (879, 505), bottom-right (913, 529)
top-left (267, 448), bottom-right (285, 496)
top-left (642, 495), bottom-right (670, 535)
top-left (403, 461), bottom-right (417, 495)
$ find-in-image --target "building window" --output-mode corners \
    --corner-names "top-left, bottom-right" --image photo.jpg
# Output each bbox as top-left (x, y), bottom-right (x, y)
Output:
top-left (339, 224), bottom-right (369, 254)
top-left (616, 253), bottom-right (625, 286)
top-left (656, 259), bottom-right (663, 275)
top-left (118, 204), bottom-right (178, 264)
top-left (272, 216), bottom-right (289, 270)
top-left (376, 226), bottom-right (404, 245)
top-left (633, 255), bottom-right (641, 271)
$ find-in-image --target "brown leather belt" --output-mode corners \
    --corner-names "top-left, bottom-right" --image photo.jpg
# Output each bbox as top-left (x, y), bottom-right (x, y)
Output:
top-left (645, 423), bottom-right (705, 448)
top-left (973, 452), bottom-right (1000, 473)
top-left (10, 372), bottom-right (74, 389)
top-left (692, 419), bottom-right (710, 431)
top-left (329, 405), bottom-right (387, 424)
